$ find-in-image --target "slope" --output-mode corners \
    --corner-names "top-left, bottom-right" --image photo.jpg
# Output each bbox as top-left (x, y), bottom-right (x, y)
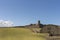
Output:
top-left (0, 28), bottom-right (46, 40)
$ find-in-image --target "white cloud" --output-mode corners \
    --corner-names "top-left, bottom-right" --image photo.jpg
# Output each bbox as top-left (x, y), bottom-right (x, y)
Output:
top-left (0, 20), bottom-right (14, 27)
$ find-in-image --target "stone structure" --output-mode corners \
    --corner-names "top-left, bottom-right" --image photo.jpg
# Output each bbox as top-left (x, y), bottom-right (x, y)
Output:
top-left (25, 20), bottom-right (43, 28)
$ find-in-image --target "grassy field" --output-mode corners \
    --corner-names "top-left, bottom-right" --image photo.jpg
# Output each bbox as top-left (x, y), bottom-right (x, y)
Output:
top-left (0, 28), bottom-right (47, 40)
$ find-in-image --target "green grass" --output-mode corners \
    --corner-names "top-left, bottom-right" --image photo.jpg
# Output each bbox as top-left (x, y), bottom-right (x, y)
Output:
top-left (0, 28), bottom-right (46, 40)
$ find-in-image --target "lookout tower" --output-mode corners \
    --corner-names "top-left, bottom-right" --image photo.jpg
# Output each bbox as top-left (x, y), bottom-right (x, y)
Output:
top-left (38, 20), bottom-right (40, 27)
top-left (38, 20), bottom-right (43, 28)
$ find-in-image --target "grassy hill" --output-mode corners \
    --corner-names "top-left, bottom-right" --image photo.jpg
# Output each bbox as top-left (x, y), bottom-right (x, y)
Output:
top-left (0, 28), bottom-right (47, 40)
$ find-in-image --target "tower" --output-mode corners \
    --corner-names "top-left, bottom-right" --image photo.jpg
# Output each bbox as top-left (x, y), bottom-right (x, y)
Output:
top-left (38, 20), bottom-right (43, 28)
top-left (38, 20), bottom-right (40, 28)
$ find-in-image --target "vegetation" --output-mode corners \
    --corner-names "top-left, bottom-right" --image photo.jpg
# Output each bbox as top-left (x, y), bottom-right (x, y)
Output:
top-left (0, 28), bottom-right (46, 40)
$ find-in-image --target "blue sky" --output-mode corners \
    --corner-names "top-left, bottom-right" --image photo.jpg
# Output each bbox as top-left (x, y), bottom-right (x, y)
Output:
top-left (0, 0), bottom-right (60, 26)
